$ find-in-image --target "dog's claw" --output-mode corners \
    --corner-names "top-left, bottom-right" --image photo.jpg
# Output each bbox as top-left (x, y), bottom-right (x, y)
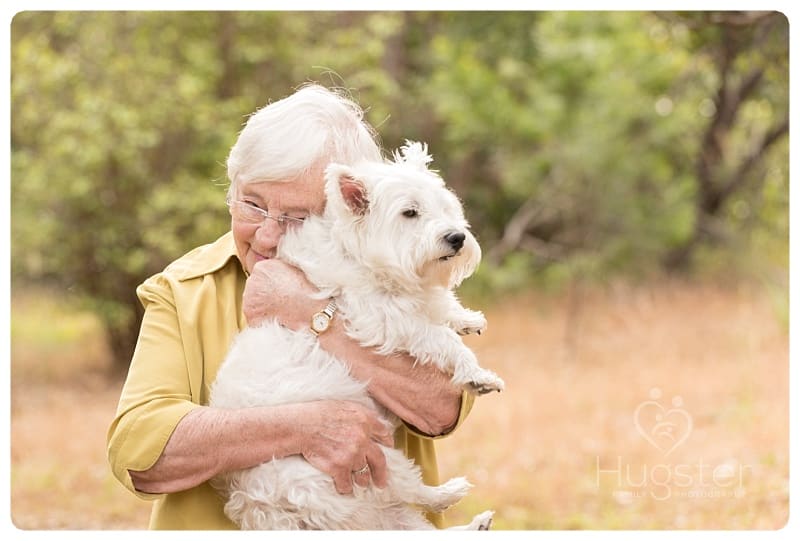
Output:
top-left (457, 326), bottom-right (485, 336)
top-left (453, 311), bottom-right (487, 336)
top-left (468, 382), bottom-right (502, 395)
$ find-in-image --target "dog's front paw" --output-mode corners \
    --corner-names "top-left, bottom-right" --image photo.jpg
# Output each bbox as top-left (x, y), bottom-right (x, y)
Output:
top-left (448, 510), bottom-right (495, 531)
top-left (467, 374), bottom-right (505, 395)
top-left (472, 510), bottom-right (495, 531)
top-left (453, 367), bottom-right (505, 395)
top-left (453, 310), bottom-right (487, 336)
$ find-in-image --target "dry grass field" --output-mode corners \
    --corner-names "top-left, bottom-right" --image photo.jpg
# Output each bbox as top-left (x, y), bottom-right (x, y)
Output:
top-left (9, 278), bottom-right (789, 530)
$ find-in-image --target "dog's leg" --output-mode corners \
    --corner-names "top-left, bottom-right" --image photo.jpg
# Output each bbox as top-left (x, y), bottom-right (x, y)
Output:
top-left (408, 476), bottom-right (474, 512)
top-left (382, 446), bottom-right (472, 512)
top-left (448, 307), bottom-right (487, 336)
top-left (451, 349), bottom-right (505, 395)
top-left (389, 473), bottom-right (473, 512)
top-left (446, 510), bottom-right (495, 530)
top-left (405, 326), bottom-right (504, 394)
top-left (434, 290), bottom-right (487, 336)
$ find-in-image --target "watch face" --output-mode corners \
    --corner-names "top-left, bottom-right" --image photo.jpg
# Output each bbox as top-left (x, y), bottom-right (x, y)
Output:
top-left (312, 313), bottom-right (330, 332)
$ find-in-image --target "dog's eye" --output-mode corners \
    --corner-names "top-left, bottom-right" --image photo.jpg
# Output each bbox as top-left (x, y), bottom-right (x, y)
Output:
top-left (402, 208), bottom-right (419, 218)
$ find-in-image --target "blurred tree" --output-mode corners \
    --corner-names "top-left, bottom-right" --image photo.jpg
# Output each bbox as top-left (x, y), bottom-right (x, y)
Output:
top-left (660, 12), bottom-right (789, 270)
top-left (410, 12), bottom-right (788, 280)
top-left (12, 12), bottom-right (246, 371)
top-left (11, 11), bottom-right (789, 370)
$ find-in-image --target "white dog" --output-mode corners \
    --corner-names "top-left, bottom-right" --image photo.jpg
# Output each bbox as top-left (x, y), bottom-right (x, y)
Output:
top-left (209, 142), bottom-right (504, 530)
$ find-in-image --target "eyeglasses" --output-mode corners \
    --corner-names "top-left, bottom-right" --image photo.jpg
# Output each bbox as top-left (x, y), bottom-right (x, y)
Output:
top-left (227, 198), bottom-right (307, 229)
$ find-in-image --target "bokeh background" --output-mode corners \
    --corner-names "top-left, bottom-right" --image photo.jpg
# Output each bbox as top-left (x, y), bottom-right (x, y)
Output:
top-left (10, 11), bottom-right (788, 529)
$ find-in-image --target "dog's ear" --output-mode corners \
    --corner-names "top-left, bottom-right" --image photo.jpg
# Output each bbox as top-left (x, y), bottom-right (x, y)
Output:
top-left (393, 140), bottom-right (434, 172)
top-left (325, 163), bottom-right (369, 216)
top-left (339, 175), bottom-right (368, 216)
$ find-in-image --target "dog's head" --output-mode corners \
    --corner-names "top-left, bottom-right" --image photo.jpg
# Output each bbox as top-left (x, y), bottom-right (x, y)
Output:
top-left (324, 141), bottom-right (481, 292)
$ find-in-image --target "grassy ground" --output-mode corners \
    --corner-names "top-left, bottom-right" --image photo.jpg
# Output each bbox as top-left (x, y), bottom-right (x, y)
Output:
top-left (10, 292), bottom-right (152, 529)
top-left (9, 279), bottom-right (789, 530)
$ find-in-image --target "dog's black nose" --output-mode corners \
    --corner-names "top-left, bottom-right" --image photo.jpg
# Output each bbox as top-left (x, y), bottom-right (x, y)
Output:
top-left (444, 231), bottom-right (466, 251)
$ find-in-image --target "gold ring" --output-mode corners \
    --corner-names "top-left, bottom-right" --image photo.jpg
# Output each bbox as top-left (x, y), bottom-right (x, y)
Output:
top-left (352, 464), bottom-right (370, 475)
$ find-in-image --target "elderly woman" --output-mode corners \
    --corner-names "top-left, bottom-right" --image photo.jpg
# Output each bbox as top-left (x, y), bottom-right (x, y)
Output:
top-left (107, 85), bottom-right (474, 530)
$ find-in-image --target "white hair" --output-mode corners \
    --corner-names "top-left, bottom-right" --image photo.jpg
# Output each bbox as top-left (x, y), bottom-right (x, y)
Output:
top-left (226, 84), bottom-right (383, 197)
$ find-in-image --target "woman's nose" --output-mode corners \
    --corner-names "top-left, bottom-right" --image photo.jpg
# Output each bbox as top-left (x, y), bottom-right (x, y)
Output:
top-left (253, 218), bottom-right (284, 249)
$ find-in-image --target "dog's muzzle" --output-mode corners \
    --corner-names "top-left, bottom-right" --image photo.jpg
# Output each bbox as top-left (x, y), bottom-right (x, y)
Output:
top-left (439, 231), bottom-right (466, 261)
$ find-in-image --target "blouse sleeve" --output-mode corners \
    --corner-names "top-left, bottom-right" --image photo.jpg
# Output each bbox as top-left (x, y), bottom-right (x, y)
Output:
top-left (106, 273), bottom-right (201, 498)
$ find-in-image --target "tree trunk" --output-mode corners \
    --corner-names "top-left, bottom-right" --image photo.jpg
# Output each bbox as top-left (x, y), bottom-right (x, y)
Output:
top-left (661, 13), bottom-right (787, 272)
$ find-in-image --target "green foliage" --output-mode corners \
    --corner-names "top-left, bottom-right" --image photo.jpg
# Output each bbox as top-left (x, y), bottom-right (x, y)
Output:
top-left (11, 12), bottom-right (240, 365)
top-left (11, 11), bottom-right (788, 368)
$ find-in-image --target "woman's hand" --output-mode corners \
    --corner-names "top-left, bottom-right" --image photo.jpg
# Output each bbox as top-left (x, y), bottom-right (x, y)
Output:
top-left (127, 400), bottom-right (394, 496)
top-left (243, 259), bottom-right (323, 329)
top-left (297, 400), bottom-right (394, 494)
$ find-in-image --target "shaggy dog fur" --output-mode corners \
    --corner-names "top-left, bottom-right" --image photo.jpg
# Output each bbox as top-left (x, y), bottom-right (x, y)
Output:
top-left (210, 142), bottom-right (503, 529)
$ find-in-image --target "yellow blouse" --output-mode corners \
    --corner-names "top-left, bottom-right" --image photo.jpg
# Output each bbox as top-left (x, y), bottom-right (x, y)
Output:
top-left (107, 232), bottom-right (473, 529)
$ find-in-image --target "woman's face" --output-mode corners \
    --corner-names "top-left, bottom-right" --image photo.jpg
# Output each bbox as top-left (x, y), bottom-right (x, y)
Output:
top-left (231, 172), bottom-right (326, 275)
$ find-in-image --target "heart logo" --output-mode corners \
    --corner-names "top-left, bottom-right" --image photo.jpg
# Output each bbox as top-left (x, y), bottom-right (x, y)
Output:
top-left (633, 388), bottom-right (693, 456)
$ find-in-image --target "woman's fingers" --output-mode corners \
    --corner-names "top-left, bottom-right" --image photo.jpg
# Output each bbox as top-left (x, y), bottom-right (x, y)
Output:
top-left (365, 443), bottom-right (388, 489)
top-left (300, 400), bottom-right (393, 494)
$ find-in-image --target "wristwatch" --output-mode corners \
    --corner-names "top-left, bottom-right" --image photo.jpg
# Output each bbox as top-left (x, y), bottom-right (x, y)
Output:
top-left (310, 299), bottom-right (337, 336)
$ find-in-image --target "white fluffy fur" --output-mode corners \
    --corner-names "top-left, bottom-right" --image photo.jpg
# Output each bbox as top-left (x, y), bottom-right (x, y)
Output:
top-left (210, 142), bottom-right (503, 529)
